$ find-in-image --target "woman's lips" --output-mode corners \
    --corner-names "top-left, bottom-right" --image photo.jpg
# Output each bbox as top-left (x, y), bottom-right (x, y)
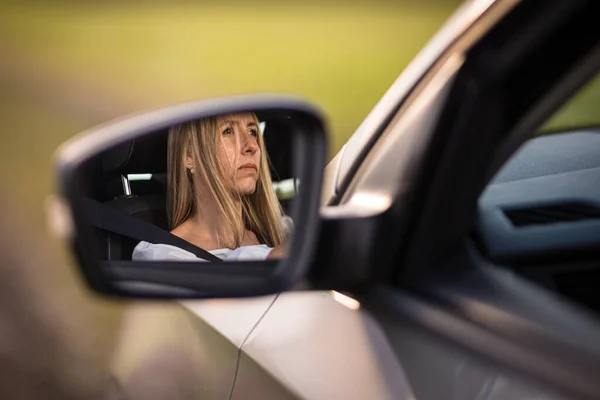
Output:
top-left (239, 163), bottom-right (257, 171)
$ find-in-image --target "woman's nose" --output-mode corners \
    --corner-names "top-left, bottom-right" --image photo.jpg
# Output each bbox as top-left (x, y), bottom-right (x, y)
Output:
top-left (241, 133), bottom-right (258, 154)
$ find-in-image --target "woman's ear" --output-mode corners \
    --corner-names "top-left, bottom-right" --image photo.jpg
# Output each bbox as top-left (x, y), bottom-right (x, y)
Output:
top-left (184, 155), bottom-right (195, 174)
top-left (184, 155), bottom-right (193, 169)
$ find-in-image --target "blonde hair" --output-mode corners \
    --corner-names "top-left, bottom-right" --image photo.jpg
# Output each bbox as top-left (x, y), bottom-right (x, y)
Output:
top-left (167, 113), bottom-right (285, 248)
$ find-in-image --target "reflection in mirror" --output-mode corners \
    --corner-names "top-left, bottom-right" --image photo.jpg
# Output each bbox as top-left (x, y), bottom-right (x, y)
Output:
top-left (80, 110), bottom-right (300, 264)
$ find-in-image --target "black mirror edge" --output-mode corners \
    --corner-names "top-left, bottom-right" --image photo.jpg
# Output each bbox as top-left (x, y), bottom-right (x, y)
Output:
top-left (53, 94), bottom-right (328, 300)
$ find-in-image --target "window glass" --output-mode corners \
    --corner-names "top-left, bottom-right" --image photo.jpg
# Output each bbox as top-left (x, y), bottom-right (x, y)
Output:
top-left (479, 71), bottom-right (600, 317)
top-left (539, 73), bottom-right (600, 133)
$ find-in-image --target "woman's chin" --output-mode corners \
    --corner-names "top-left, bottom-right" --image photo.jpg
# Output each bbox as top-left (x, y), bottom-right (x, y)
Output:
top-left (233, 183), bottom-right (257, 196)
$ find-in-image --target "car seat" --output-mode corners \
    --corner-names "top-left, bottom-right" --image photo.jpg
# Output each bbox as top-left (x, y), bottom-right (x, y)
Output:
top-left (89, 130), bottom-right (170, 261)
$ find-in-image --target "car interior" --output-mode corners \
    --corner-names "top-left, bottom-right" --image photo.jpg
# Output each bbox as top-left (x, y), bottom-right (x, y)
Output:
top-left (82, 113), bottom-right (296, 261)
top-left (476, 128), bottom-right (600, 315)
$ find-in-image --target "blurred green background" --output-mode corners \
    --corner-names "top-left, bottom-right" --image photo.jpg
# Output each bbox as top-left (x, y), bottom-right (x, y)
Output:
top-left (0, 0), bottom-right (464, 230)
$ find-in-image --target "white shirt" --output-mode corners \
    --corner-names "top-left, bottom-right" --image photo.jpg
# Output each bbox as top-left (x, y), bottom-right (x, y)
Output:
top-left (132, 241), bottom-right (273, 262)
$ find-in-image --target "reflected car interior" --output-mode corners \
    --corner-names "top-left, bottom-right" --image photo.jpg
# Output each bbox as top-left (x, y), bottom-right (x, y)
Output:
top-left (82, 115), bottom-right (296, 261)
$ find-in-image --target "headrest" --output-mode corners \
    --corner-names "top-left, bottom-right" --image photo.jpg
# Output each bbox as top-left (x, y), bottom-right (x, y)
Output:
top-left (101, 130), bottom-right (168, 174)
top-left (262, 119), bottom-right (293, 180)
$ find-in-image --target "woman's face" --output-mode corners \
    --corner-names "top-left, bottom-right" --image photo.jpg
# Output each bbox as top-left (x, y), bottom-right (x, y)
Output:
top-left (216, 112), bottom-right (261, 195)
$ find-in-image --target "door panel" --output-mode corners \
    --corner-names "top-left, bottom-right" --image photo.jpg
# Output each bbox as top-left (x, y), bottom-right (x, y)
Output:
top-left (181, 295), bottom-right (278, 348)
top-left (111, 296), bottom-right (276, 400)
top-left (231, 292), bottom-right (414, 400)
top-left (381, 316), bottom-right (566, 400)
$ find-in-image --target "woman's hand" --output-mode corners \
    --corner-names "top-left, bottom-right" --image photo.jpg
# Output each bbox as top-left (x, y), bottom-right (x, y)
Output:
top-left (267, 240), bottom-right (289, 260)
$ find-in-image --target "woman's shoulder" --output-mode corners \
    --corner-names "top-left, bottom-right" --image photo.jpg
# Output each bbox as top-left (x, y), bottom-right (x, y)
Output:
top-left (131, 242), bottom-right (272, 262)
top-left (222, 244), bottom-right (272, 261)
top-left (132, 241), bottom-right (199, 261)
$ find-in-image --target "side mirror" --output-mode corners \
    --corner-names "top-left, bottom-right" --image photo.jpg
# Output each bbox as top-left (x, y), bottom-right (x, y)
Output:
top-left (52, 95), bottom-right (327, 299)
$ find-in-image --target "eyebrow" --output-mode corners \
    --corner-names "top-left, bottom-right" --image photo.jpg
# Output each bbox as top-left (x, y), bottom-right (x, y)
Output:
top-left (218, 119), bottom-right (259, 128)
top-left (218, 119), bottom-right (236, 127)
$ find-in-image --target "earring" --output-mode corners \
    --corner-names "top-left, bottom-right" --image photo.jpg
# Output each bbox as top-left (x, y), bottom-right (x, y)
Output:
top-left (189, 168), bottom-right (195, 174)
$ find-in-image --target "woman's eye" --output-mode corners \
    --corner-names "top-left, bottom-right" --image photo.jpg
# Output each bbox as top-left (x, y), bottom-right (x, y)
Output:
top-left (222, 127), bottom-right (233, 135)
top-left (249, 129), bottom-right (258, 137)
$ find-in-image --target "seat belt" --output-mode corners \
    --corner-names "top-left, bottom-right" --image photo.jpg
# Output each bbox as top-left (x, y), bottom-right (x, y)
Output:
top-left (83, 197), bottom-right (223, 263)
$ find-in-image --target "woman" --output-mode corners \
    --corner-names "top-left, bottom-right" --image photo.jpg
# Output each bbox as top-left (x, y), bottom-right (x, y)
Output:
top-left (133, 111), bottom-right (290, 261)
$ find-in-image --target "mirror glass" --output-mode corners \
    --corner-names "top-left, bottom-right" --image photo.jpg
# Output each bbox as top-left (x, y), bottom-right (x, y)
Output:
top-left (77, 110), bottom-right (303, 264)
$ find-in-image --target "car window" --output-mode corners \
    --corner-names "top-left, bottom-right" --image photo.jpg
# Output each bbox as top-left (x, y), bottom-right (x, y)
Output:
top-left (539, 72), bottom-right (600, 133)
top-left (477, 70), bottom-right (600, 318)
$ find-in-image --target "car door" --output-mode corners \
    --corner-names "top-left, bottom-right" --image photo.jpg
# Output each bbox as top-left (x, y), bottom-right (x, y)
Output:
top-left (110, 295), bottom-right (277, 399)
top-left (343, 1), bottom-right (600, 400)
top-left (231, 0), bottom-right (600, 399)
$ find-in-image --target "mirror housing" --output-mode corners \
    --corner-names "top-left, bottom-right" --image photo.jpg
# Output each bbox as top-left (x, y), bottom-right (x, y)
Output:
top-left (53, 95), bottom-right (327, 299)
